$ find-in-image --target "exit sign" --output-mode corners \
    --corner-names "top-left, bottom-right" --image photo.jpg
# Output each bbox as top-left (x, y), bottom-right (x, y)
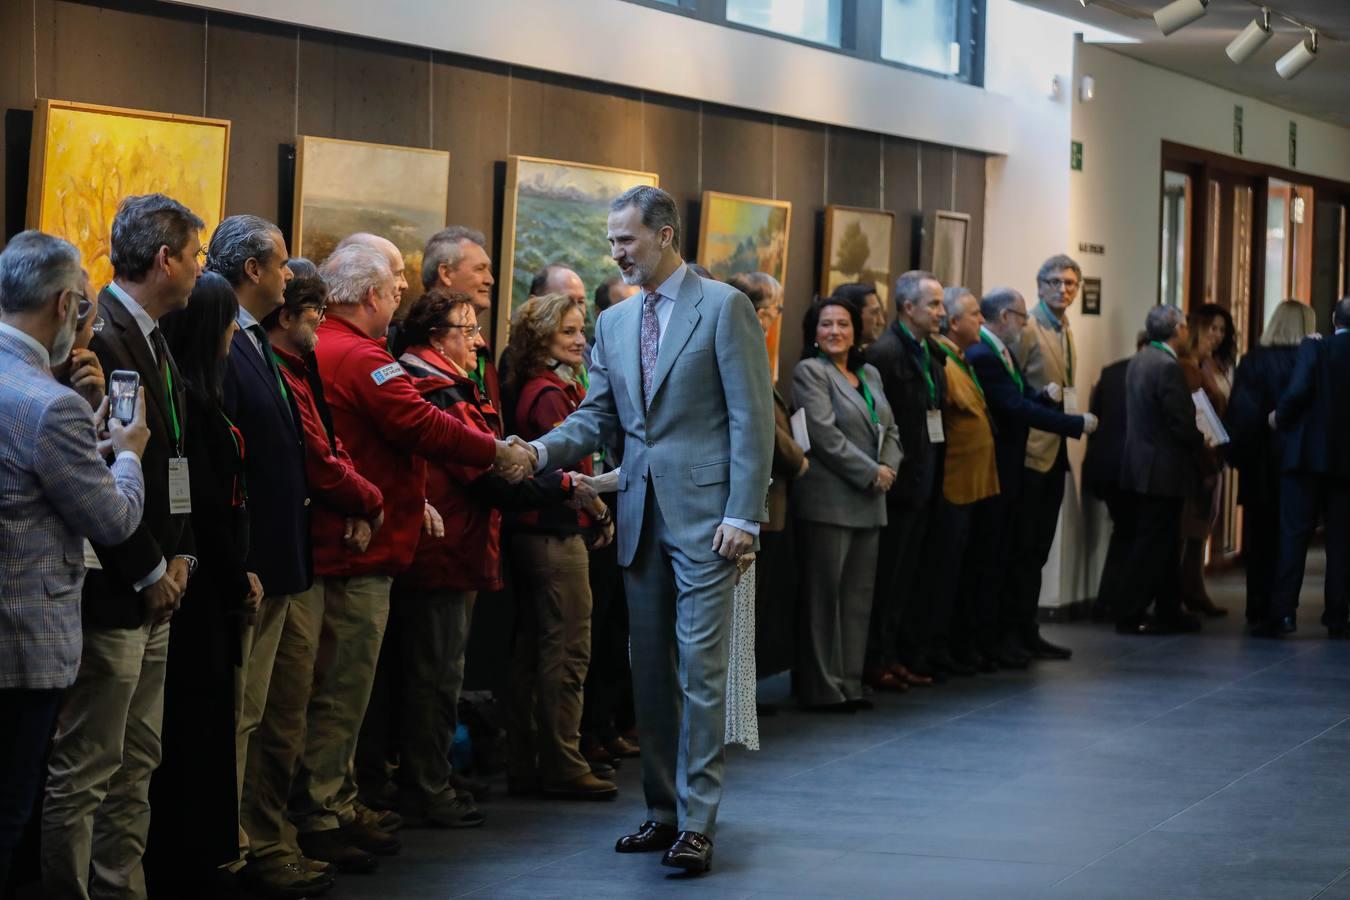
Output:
top-left (1071, 141), bottom-right (1083, 171)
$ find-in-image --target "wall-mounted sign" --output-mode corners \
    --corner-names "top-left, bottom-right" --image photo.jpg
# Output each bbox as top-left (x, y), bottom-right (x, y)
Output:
top-left (1234, 105), bottom-right (1244, 155)
top-left (1077, 242), bottom-right (1105, 255)
top-left (1289, 121), bottom-right (1297, 168)
top-left (1071, 141), bottom-right (1083, 172)
top-left (1081, 277), bottom-right (1101, 316)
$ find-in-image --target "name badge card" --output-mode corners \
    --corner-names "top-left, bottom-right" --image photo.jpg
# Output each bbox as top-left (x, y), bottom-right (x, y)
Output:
top-left (1063, 386), bottom-right (1080, 414)
top-left (168, 457), bottom-right (192, 515)
top-left (926, 409), bottom-right (945, 443)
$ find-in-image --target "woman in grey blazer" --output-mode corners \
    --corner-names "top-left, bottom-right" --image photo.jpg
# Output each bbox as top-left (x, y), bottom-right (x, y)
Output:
top-left (791, 296), bottom-right (902, 710)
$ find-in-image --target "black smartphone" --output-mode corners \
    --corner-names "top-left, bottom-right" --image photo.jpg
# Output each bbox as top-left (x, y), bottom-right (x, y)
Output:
top-left (109, 369), bottom-right (140, 423)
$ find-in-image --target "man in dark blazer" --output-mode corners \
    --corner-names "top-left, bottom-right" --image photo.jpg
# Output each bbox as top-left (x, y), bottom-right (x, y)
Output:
top-left (1265, 297), bottom-right (1350, 638)
top-left (863, 270), bottom-right (947, 688)
top-left (1116, 305), bottom-right (1207, 635)
top-left (966, 288), bottom-right (1094, 666)
top-left (42, 193), bottom-right (203, 898)
top-left (206, 216), bottom-right (337, 888)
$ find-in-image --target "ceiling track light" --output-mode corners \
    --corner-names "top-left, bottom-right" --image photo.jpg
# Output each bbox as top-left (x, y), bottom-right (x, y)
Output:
top-left (1226, 7), bottom-right (1273, 63)
top-left (1154, 0), bottom-right (1208, 36)
top-left (1275, 30), bottom-right (1318, 79)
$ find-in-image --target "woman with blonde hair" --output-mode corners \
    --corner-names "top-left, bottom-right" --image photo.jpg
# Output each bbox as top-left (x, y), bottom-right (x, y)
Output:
top-left (1225, 299), bottom-right (1317, 627)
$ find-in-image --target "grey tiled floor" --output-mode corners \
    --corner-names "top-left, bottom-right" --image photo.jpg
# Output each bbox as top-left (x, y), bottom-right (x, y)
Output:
top-left (342, 557), bottom-right (1350, 899)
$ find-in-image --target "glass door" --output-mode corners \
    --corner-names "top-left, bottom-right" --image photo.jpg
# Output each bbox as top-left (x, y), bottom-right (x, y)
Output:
top-left (1160, 170), bottom-right (1192, 307)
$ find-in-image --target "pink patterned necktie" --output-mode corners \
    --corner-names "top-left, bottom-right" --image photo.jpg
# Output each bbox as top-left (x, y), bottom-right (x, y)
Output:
top-left (640, 291), bottom-right (661, 408)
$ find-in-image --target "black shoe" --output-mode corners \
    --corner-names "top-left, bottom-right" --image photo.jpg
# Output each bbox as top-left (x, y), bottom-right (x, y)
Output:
top-left (662, 831), bottom-right (713, 874)
top-left (616, 820), bottom-right (678, 853)
top-left (297, 829), bottom-right (378, 874)
top-left (907, 658), bottom-right (948, 684)
top-left (1157, 612), bottom-right (1202, 633)
top-left (928, 651), bottom-right (975, 677)
top-left (1328, 625), bottom-right (1350, 639)
top-left (950, 647), bottom-right (990, 673)
top-left (990, 636), bottom-right (1031, 669)
top-left (1026, 635), bottom-right (1073, 660)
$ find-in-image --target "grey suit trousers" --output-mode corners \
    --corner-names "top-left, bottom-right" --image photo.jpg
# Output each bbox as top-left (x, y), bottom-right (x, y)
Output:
top-left (624, 489), bottom-right (736, 837)
top-left (797, 521), bottom-right (880, 706)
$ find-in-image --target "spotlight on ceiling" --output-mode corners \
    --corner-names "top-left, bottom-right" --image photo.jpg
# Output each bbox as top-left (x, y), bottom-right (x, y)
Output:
top-left (1153, 0), bottom-right (1208, 37)
top-left (1275, 31), bottom-right (1319, 79)
top-left (1226, 8), bottom-right (1273, 64)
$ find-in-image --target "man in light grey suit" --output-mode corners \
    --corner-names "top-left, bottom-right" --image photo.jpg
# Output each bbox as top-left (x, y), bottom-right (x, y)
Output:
top-left (528, 186), bottom-right (773, 874)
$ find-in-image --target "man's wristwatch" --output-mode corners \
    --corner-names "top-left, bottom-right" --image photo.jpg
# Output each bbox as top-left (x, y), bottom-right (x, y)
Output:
top-left (176, 555), bottom-right (198, 579)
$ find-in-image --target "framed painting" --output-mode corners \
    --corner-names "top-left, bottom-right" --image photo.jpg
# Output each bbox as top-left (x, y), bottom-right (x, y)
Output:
top-left (920, 209), bottom-right (972, 288)
top-left (499, 155), bottom-right (659, 346)
top-left (697, 191), bottom-right (792, 379)
top-left (820, 205), bottom-right (894, 306)
top-left (293, 135), bottom-right (450, 306)
top-left (27, 99), bottom-right (231, 291)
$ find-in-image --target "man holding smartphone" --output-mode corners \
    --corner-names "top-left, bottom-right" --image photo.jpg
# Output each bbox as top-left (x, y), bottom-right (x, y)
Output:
top-left (42, 194), bottom-right (204, 900)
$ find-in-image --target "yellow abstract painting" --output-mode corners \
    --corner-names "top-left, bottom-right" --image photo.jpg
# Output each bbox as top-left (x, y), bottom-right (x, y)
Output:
top-left (27, 100), bottom-right (230, 290)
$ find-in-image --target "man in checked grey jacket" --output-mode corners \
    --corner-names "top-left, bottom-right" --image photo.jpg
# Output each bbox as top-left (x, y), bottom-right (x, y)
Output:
top-left (0, 231), bottom-right (147, 893)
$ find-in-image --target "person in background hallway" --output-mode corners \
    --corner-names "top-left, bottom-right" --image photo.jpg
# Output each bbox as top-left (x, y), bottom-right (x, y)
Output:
top-left (1082, 332), bottom-right (1149, 622)
top-left (0, 232), bottom-right (147, 896)
top-left (791, 295), bottom-right (900, 711)
top-left (1117, 305), bottom-right (1208, 636)
top-left (149, 272), bottom-right (265, 897)
top-left (965, 288), bottom-right (1094, 670)
top-left (926, 288), bottom-right (998, 677)
top-left (863, 271), bottom-right (946, 690)
top-left (1259, 296), bottom-right (1350, 639)
top-left (1009, 255), bottom-right (1082, 661)
top-left (1178, 303), bottom-right (1237, 618)
top-left (1225, 301), bottom-right (1315, 628)
top-left (506, 292), bottom-right (619, 801)
top-left (833, 282), bottom-right (885, 349)
top-left (43, 194), bottom-right (202, 900)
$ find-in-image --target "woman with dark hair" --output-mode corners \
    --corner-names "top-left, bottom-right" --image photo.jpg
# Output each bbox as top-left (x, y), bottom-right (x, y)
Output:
top-left (791, 296), bottom-right (901, 711)
top-left (1179, 302), bottom-right (1238, 618)
top-left (506, 292), bottom-right (619, 799)
top-left (147, 271), bottom-right (263, 897)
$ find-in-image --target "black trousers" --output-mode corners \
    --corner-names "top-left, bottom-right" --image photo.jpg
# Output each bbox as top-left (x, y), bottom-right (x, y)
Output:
top-left (1271, 474), bottom-right (1350, 627)
top-left (0, 688), bottom-right (62, 895)
top-left (924, 498), bottom-right (973, 656)
top-left (1241, 492), bottom-right (1280, 625)
top-left (1118, 494), bottom-right (1185, 626)
top-left (1010, 457), bottom-right (1067, 640)
top-left (963, 492), bottom-right (1015, 653)
top-left (581, 495), bottom-right (635, 742)
top-left (1094, 489), bottom-right (1137, 620)
top-left (866, 498), bottom-right (930, 671)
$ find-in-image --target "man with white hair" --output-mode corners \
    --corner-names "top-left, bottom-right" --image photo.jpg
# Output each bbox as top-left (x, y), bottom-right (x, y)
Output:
top-left (289, 242), bottom-right (533, 871)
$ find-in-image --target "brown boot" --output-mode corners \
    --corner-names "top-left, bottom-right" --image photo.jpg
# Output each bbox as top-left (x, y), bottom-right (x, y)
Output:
top-left (542, 772), bottom-right (618, 801)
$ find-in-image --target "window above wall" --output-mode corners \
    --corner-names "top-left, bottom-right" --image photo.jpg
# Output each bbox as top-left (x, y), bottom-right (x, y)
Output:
top-left (621, 0), bottom-right (984, 85)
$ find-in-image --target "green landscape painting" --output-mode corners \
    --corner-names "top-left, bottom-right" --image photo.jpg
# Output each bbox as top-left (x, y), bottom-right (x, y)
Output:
top-left (501, 156), bottom-right (658, 340)
top-left (822, 206), bottom-right (893, 305)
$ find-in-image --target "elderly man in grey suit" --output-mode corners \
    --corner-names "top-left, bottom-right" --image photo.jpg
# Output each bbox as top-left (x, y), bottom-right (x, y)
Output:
top-left (0, 232), bottom-right (148, 893)
top-left (527, 186), bottom-right (773, 874)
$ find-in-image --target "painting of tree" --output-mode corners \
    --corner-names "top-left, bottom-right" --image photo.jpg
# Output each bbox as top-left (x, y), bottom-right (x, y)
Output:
top-left (28, 100), bottom-right (230, 290)
top-left (820, 206), bottom-right (894, 308)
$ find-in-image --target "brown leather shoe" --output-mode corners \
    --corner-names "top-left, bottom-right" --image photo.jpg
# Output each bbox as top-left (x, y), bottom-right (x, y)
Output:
top-left (542, 772), bottom-right (618, 801)
top-left (297, 855), bottom-right (335, 877)
top-left (615, 820), bottom-right (678, 853)
top-left (296, 829), bottom-right (377, 874)
top-left (662, 831), bottom-right (713, 873)
top-left (240, 860), bottom-right (333, 898)
top-left (604, 736), bottom-right (641, 758)
top-left (339, 818), bottom-right (401, 856)
top-left (354, 799), bottom-right (402, 832)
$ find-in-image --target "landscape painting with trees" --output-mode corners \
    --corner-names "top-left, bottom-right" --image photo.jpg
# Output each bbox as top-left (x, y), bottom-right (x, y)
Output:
top-left (821, 206), bottom-right (894, 307)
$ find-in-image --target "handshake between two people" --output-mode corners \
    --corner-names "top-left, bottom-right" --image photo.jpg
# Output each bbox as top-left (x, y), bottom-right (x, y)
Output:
top-left (493, 435), bottom-right (538, 483)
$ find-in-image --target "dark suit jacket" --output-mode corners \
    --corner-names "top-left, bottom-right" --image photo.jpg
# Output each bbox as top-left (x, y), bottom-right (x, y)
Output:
top-left (1121, 344), bottom-right (1206, 499)
top-left (223, 330), bottom-right (311, 597)
top-left (1082, 357), bottom-right (1130, 498)
top-left (967, 334), bottom-right (1083, 495)
top-left (865, 320), bottom-right (946, 507)
top-left (84, 286), bottom-right (195, 629)
top-left (1276, 332), bottom-right (1350, 480)
top-left (1225, 345), bottom-right (1298, 503)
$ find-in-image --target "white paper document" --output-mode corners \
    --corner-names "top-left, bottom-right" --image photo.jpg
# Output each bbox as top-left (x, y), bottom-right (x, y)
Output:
top-left (1192, 389), bottom-right (1230, 447)
top-left (790, 407), bottom-right (811, 454)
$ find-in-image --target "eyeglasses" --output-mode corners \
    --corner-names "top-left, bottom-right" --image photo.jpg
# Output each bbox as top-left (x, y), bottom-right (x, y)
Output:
top-left (447, 323), bottom-right (482, 337)
top-left (1005, 308), bottom-right (1030, 322)
top-left (1040, 278), bottom-right (1080, 291)
top-left (90, 316), bottom-right (106, 334)
top-left (71, 291), bottom-right (93, 322)
top-left (299, 303), bottom-right (328, 321)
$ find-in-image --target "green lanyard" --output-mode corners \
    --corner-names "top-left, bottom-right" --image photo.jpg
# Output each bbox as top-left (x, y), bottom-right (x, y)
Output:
top-left (161, 357), bottom-right (182, 453)
top-left (899, 321), bottom-right (937, 408)
top-left (576, 364), bottom-right (589, 391)
top-left (937, 342), bottom-right (985, 404)
top-left (269, 352), bottom-right (291, 403)
top-left (468, 353), bottom-right (487, 394)
top-left (857, 372), bottom-right (880, 425)
top-left (980, 331), bottom-right (1023, 391)
top-left (1150, 340), bottom-right (1176, 359)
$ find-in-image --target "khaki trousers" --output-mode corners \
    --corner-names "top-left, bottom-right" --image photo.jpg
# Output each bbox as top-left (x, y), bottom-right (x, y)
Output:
top-left (233, 593), bottom-right (290, 860)
top-left (42, 622), bottom-right (169, 900)
top-left (239, 579), bottom-right (325, 866)
top-left (290, 575), bottom-right (392, 834)
top-left (507, 534), bottom-right (593, 784)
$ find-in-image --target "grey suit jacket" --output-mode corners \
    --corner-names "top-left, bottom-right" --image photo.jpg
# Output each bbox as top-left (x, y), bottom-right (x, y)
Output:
top-left (789, 357), bottom-right (902, 529)
top-left (536, 267), bottom-right (775, 566)
top-left (1122, 344), bottom-right (1205, 498)
top-left (0, 327), bottom-right (145, 689)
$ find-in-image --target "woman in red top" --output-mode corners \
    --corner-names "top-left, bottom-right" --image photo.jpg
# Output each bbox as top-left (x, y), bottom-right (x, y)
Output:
top-left (505, 292), bottom-right (617, 801)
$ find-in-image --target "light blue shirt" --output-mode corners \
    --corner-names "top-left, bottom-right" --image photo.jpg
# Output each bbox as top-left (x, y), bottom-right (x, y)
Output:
top-left (532, 261), bottom-right (758, 536)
